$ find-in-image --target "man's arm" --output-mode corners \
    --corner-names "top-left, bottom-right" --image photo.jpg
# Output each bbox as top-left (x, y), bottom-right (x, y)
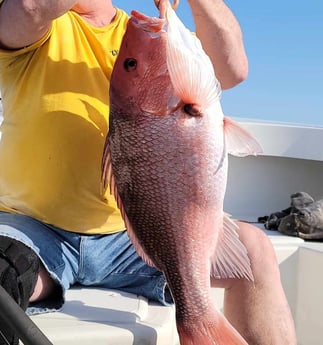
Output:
top-left (0, 0), bottom-right (78, 49)
top-left (188, 0), bottom-right (248, 89)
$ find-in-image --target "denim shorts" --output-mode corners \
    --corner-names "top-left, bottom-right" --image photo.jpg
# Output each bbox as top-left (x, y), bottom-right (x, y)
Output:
top-left (0, 211), bottom-right (172, 315)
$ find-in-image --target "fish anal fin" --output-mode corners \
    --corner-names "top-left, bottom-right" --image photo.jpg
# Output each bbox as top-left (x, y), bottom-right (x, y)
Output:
top-left (224, 116), bottom-right (263, 157)
top-left (101, 141), bottom-right (155, 268)
top-left (211, 214), bottom-right (254, 281)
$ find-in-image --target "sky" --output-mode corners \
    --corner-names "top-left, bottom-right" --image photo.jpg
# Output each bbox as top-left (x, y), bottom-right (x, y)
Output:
top-left (114, 0), bottom-right (323, 127)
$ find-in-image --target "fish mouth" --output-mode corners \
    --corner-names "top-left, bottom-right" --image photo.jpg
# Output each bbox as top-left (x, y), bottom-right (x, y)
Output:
top-left (130, 10), bottom-right (166, 33)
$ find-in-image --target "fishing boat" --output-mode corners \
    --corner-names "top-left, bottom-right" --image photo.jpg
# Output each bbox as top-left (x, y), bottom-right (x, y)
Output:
top-left (1, 106), bottom-right (323, 344)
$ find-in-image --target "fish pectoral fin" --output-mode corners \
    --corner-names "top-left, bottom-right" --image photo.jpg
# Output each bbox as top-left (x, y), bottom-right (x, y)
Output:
top-left (165, 5), bottom-right (221, 109)
top-left (101, 141), bottom-right (155, 268)
top-left (224, 116), bottom-right (263, 157)
top-left (210, 214), bottom-right (254, 281)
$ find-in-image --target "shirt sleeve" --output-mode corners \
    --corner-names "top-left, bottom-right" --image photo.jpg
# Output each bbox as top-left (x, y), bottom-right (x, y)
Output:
top-left (0, 24), bottom-right (53, 58)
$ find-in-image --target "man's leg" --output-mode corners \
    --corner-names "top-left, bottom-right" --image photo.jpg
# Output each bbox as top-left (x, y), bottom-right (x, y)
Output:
top-left (212, 222), bottom-right (297, 345)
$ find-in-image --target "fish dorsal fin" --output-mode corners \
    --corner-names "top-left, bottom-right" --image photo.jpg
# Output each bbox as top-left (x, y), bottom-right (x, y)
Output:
top-left (224, 116), bottom-right (263, 157)
top-left (101, 142), bottom-right (155, 267)
top-left (211, 214), bottom-right (254, 281)
top-left (165, 6), bottom-right (221, 110)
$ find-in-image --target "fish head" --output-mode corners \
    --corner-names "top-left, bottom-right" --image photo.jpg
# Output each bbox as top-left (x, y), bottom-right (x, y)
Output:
top-left (110, 10), bottom-right (180, 117)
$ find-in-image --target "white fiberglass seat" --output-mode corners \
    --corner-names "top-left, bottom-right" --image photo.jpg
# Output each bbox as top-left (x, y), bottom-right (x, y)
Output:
top-left (29, 287), bottom-right (178, 345)
top-left (28, 225), bottom-right (305, 345)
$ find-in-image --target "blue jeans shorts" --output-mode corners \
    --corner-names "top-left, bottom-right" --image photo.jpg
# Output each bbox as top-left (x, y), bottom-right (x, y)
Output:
top-left (0, 211), bottom-right (172, 315)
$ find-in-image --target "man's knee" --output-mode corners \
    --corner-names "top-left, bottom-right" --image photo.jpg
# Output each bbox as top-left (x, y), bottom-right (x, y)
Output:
top-left (236, 222), bottom-right (280, 280)
top-left (0, 236), bottom-right (40, 345)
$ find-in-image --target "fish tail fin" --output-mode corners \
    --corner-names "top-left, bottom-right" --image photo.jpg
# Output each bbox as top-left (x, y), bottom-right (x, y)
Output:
top-left (177, 312), bottom-right (248, 345)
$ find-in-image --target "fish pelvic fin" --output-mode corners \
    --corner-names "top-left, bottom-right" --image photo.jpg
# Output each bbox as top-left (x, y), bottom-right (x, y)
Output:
top-left (224, 116), bottom-right (263, 157)
top-left (177, 312), bottom-right (248, 345)
top-left (165, 5), bottom-right (221, 110)
top-left (211, 214), bottom-right (254, 281)
top-left (101, 140), bottom-right (155, 267)
top-left (101, 136), bottom-right (112, 194)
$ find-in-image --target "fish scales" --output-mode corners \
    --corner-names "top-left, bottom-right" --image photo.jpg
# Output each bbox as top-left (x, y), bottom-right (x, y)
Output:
top-left (109, 106), bottom-right (222, 273)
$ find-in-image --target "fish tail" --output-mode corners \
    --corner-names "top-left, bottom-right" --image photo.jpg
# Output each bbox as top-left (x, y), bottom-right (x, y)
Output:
top-left (177, 312), bottom-right (248, 345)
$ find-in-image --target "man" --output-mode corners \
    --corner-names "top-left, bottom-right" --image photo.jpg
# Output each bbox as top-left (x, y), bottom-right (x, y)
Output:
top-left (0, 1), bottom-right (296, 344)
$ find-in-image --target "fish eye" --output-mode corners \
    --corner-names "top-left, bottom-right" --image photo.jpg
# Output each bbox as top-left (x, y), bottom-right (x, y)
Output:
top-left (124, 58), bottom-right (137, 72)
top-left (183, 104), bottom-right (202, 117)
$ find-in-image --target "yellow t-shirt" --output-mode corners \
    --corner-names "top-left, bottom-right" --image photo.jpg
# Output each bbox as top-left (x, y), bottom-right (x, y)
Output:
top-left (0, 9), bottom-right (129, 234)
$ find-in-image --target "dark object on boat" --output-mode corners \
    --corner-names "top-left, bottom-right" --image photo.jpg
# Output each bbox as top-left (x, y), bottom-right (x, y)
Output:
top-left (259, 192), bottom-right (314, 230)
top-left (258, 207), bottom-right (291, 230)
top-left (279, 199), bottom-right (323, 240)
top-left (0, 237), bottom-right (41, 345)
top-left (259, 192), bottom-right (323, 240)
top-left (0, 286), bottom-right (53, 345)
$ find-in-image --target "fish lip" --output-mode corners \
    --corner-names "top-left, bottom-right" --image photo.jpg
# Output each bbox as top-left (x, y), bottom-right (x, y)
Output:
top-left (130, 10), bottom-right (166, 33)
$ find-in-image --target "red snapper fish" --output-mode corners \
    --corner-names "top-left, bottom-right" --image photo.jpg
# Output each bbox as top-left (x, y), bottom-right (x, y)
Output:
top-left (102, 1), bottom-right (262, 344)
